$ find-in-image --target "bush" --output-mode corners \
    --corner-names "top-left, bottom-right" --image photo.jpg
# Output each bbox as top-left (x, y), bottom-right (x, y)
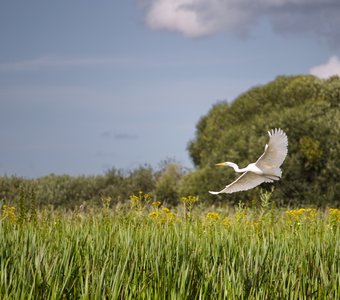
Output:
top-left (155, 163), bottom-right (184, 206)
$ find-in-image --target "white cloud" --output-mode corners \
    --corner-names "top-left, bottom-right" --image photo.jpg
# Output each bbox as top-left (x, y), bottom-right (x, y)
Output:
top-left (142, 0), bottom-right (340, 46)
top-left (310, 56), bottom-right (340, 79)
top-left (144, 0), bottom-right (255, 37)
top-left (145, 0), bottom-right (213, 37)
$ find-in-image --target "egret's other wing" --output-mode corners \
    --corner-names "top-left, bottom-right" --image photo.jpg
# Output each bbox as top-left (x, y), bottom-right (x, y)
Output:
top-left (256, 128), bottom-right (288, 169)
top-left (209, 172), bottom-right (266, 194)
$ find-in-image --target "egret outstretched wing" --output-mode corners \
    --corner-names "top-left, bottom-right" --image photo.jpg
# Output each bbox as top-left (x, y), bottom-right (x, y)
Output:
top-left (209, 128), bottom-right (288, 194)
top-left (209, 172), bottom-right (267, 195)
top-left (256, 128), bottom-right (288, 169)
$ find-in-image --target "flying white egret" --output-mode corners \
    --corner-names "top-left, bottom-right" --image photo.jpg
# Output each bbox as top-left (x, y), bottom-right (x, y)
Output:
top-left (209, 128), bottom-right (288, 195)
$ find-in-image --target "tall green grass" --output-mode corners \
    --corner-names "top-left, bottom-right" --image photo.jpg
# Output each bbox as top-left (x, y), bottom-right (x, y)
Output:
top-left (0, 205), bottom-right (339, 299)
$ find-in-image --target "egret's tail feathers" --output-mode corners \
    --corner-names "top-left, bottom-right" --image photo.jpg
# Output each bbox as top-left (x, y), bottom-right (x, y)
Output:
top-left (209, 191), bottom-right (220, 195)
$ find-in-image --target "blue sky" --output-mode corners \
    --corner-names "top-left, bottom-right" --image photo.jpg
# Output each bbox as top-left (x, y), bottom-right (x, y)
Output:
top-left (1, 0), bottom-right (339, 178)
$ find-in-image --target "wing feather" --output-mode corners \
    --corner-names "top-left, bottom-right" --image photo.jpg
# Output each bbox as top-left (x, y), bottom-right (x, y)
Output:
top-left (256, 128), bottom-right (288, 169)
top-left (209, 172), bottom-right (266, 194)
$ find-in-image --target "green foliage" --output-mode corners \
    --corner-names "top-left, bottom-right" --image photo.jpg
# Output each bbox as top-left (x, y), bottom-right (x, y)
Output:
top-left (0, 173), bottom-right (125, 209)
top-left (186, 75), bottom-right (340, 206)
top-left (126, 165), bottom-right (155, 195)
top-left (155, 163), bottom-right (184, 206)
top-left (0, 207), bottom-right (339, 298)
top-left (299, 136), bottom-right (323, 167)
top-left (0, 164), bottom-right (183, 209)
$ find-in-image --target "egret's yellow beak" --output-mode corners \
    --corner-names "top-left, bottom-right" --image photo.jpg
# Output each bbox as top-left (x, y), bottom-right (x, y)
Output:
top-left (215, 162), bottom-right (225, 167)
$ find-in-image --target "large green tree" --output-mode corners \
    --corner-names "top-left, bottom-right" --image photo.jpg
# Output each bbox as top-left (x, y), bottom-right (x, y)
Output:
top-left (181, 75), bottom-right (340, 207)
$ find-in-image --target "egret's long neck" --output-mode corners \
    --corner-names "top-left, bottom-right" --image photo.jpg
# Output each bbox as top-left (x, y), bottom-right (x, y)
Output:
top-left (228, 162), bottom-right (247, 173)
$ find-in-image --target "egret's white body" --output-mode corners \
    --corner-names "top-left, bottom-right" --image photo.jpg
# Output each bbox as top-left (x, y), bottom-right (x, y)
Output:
top-left (209, 128), bottom-right (288, 194)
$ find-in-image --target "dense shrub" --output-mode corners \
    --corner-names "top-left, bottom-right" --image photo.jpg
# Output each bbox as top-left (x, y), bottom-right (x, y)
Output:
top-left (155, 163), bottom-right (185, 206)
top-left (0, 163), bottom-right (184, 209)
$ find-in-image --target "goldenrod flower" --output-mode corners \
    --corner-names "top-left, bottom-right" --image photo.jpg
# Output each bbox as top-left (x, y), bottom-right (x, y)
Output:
top-left (181, 195), bottom-right (199, 205)
top-left (206, 212), bottom-right (220, 221)
top-left (285, 208), bottom-right (318, 224)
top-left (328, 208), bottom-right (340, 222)
top-left (149, 211), bottom-right (159, 219)
top-left (162, 207), bottom-right (170, 213)
top-left (2, 204), bottom-right (18, 224)
top-left (152, 201), bottom-right (161, 208)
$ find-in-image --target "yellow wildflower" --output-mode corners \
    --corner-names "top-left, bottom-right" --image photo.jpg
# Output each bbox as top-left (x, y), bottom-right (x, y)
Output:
top-left (181, 195), bottom-right (199, 205)
top-left (149, 211), bottom-right (159, 219)
top-left (206, 212), bottom-right (220, 221)
top-left (2, 204), bottom-right (18, 224)
top-left (149, 207), bottom-right (176, 223)
top-left (162, 207), bottom-right (170, 213)
top-left (152, 201), bottom-right (161, 208)
top-left (328, 208), bottom-right (340, 222)
top-left (285, 208), bottom-right (318, 223)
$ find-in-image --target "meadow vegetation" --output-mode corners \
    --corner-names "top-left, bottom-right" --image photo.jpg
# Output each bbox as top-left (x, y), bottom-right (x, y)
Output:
top-left (0, 191), bottom-right (339, 299)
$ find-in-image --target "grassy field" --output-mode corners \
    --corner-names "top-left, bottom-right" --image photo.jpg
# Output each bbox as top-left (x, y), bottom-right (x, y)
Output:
top-left (0, 193), bottom-right (339, 299)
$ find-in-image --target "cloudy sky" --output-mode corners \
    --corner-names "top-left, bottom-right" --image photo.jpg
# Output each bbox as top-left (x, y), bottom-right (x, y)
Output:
top-left (1, 0), bottom-right (339, 178)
